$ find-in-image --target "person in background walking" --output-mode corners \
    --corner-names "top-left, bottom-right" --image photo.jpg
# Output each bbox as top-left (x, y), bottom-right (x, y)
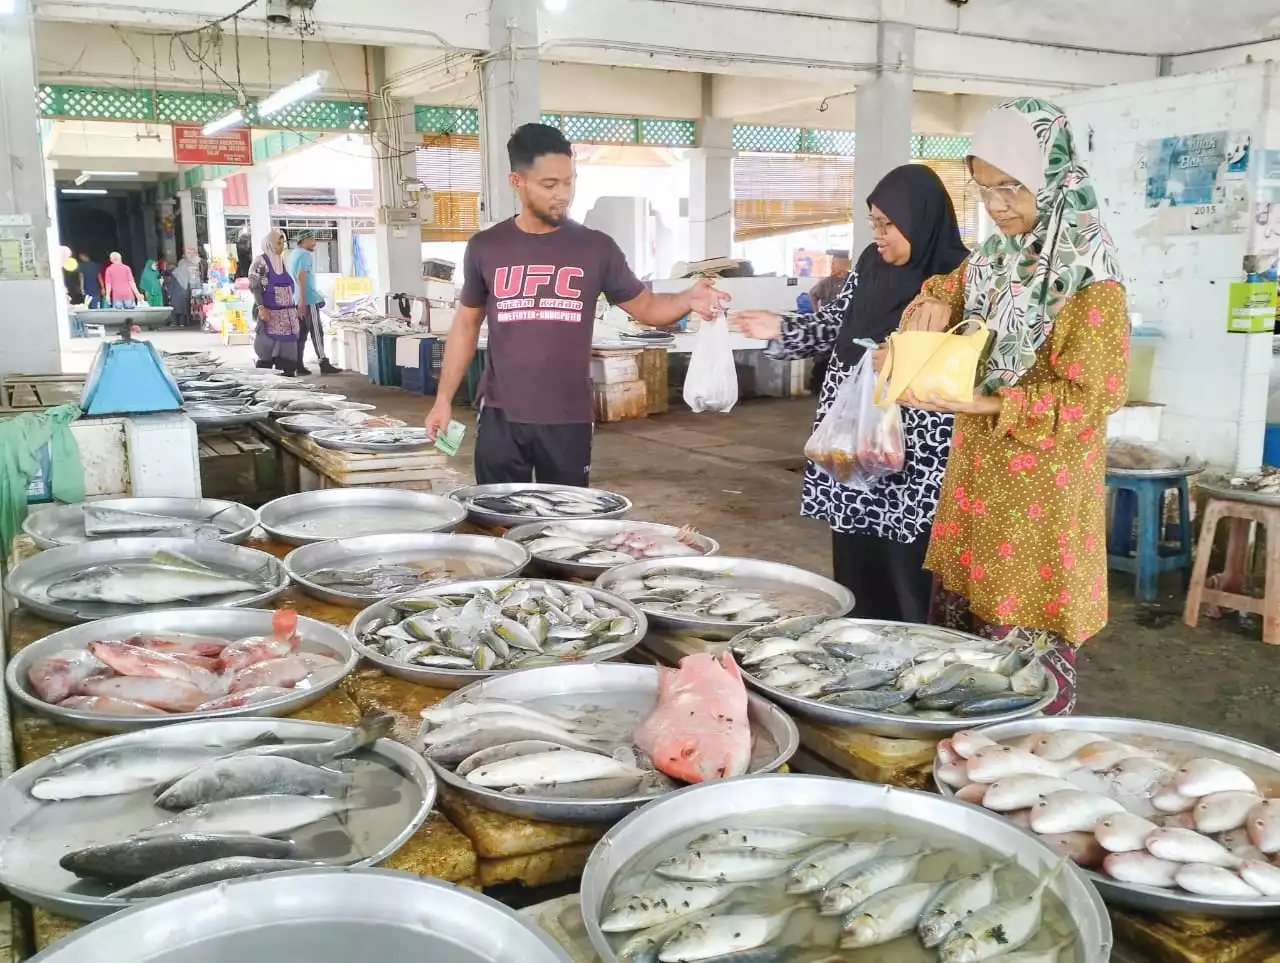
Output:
top-left (78, 252), bottom-right (101, 308)
top-left (103, 252), bottom-right (143, 309)
top-left (248, 230), bottom-right (301, 376)
top-left (288, 230), bottom-right (340, 375)
top-left (165, 248), bottom-right (197, 327)
top-left (140, 259), bottom-right (164, 307)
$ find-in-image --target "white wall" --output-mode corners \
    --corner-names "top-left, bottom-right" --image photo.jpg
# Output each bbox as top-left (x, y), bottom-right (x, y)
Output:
top-left (1060, 63), bottom-right (1278, 472)
top-left (269, 138), bottom-right (375, 190)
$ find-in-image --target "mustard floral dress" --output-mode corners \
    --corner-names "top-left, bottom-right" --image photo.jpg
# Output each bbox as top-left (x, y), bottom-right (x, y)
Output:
top-left (918, 266), bottom-right (1130, 644)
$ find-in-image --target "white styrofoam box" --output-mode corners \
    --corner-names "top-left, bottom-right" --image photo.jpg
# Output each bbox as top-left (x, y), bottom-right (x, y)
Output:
top-left (396, 336), bottom-right (430, 368)
top-left (590, 354), bottom-right (641, 385)
top-left (70, 417), bottom-right (130, 497)
top-left (423, 279), bottom-right (456, 304)
top-left (1106, 403), bottom-right (1163, 443)
top-left (124, 412), bottom-right (201, 497)
top-left (427, 305), bottom-right (456, 333)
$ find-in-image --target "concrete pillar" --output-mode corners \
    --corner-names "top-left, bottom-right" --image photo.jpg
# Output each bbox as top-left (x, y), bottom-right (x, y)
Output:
top-left (481, 0), bottom-right (542, 224)
top-left (142, 193), bottom-right (159, 264)
top-left (0, 0), bottom-right (61, 374)
top-left (368, 48), bottom-right (422, 299)
top-left (177, 189), bottom-right (198, 255)
top-left (159, 199), bottom-right (177, 264)
top-left (337, 219), bottom-right (355, 277)
top-left (853, 22), bottom-right (916, 254)
top-left (247, 166), bottom-right (273, 249)
top-left (204, 181), bottom-right (228, 262)
top-left (689, 76), bottom-right (734, 263)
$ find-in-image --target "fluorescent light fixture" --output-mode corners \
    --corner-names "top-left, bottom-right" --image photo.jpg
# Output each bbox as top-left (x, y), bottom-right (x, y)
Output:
top-left (61, 188), bottom-right (108, 195)
top-left (542, 0), bottom-right (568, 9)
top-left (74, 172), bottom-right (91, 186)
top-left (202, 109), bottom-right (245, 136)
top-left (81, 170), bottom-right (139, 176)
top-left (256, 70), bottom-right (327, 118)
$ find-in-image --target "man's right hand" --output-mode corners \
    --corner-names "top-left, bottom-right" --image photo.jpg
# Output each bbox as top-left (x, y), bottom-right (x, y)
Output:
top-left (728, 310), bottom-right (783, 341)
top-left (424, 399), bottom-right (452, 441)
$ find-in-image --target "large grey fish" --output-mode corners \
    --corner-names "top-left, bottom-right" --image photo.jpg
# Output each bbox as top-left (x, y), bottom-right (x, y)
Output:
top-left (939, 861), bottom-right (1065, 963)
top-left (82, 505), bottom-right (227, 538)
top-left (111, 856), bottom-right (318, 899)
top-left (425, 713), bottom-right (601, 764)
top-left (234, 711), bottom-right (392, 767)
top-left (454, 740), bottom-right (575, 777)
top-left (154, 755), bottom-right (351, 810)
top-left (60, 833), bottom-right (298, 883)
top-left (601, 880), bottom-right (742, 933)
top-left (502, 774), bottom-right (644, 799)
top-left (31, 744), bottom-right (231, 801)
top-left (46, 552), bottom-right (270, 605)
top-left (466, 749), bottom-right (641, 788)
top-left (918, 861), bottom-right (1008, 948)
top-left (137, 794), bottom-right (357, 838)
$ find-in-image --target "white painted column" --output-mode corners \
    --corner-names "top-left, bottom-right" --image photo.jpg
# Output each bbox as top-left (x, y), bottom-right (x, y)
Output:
top-left (204, 181), bottom-right (227, 261)
top-left (689, 117), bottom-right (734, 262)
top-left (177, 189), bottom-right (198, 255)
top-left (368, 47), bottom-right (423, 299)
top-left (853, 22), bottom-right (916, 254)
top-left (247, 166), bottom-right (273, 248)
top-left (481, 0), bottom-right (542, 225)
top-left (0, 0), bottom-right (61, 374)
top-left (158, 199), bottom-right (177, 264)
top-left (336, 219), bottom-right (355, 277)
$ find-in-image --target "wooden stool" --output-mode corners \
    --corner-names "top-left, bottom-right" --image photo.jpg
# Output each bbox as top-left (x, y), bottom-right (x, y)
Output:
top-left (1184, 496), bottom-right (1280, 644)
top-left (1106, 471), bottom-right (1194, 602)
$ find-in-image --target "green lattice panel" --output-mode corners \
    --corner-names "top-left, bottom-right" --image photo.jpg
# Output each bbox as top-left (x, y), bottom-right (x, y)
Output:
top-left (256, 99), bottom-right (369, 132)
top-left (802, 129), bottom-right (856, 156)
top-left (733, 125), bottom-right (804, 153)
top-left (560, 115), bottom-right (638, 144)
top-left (39, 85), bottom-right (153, 122)
top-left (915, 135), bottom-right (972, 160)
top-left (639, 118), bottom-right (696, 148)
top-left (416, 106), bottom-right (480, 135)
top-left (541, 113), bottom-right (563, 128)
top-left (155, 90), bottom-right (238, 126)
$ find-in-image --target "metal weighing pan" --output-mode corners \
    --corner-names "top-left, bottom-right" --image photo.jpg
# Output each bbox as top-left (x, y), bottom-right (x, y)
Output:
top-left (1197, 478), bottom-right (1280, 508)
top-left (596, 555), bottom-right (854, 641)
top-left (5, 607), bottom-right (357, 732)
top-left (4, 537), bottom-right (288, 624)
top-left (580, 773), bottom-right (1112, 963)
top-left (72, 306), bottom-right (174, 329)
top-left (285, 533), bottom-right (531, 606)
top-left (22, 497), bottom-right (258, 549)
top-left (310, 427), bottom-right (434, 454)
top-left (936, 716), bottom-right (1280, 919)
top-left (729, 615), bottom-right (1057, 739)
top-left (182, 403), bottom-right (272, 427)
top-left (1106, 461), bottom-right (1206, 478)
top-left (0, 720), bottom-right (436, 922)
top-left (349, 578), bottom-right (648, 689)
top-left (426, 662), bottom-right (798, 824)
top-left (24, 868), bottom-right (570, 961)
top-left (258, 489), bottom-right (466, 546)
top-left (450, 482), bottom-right (633, 529)
top-left (504, 518), bottom-right (719, 580)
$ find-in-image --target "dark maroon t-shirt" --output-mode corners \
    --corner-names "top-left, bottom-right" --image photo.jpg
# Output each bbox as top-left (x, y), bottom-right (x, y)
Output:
top-left (461, 218), bottom-right (645, 424)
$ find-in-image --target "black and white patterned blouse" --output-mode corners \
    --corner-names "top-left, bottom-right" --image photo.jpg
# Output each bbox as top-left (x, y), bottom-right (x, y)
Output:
top-left (775, 271), bottom-right (953, 544)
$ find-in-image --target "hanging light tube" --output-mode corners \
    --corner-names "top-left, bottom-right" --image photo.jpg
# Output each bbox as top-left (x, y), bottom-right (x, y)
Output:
top-left (202, 109), bottom-right (245, 136)
top-left (256, 71), bottom-right (327, 118)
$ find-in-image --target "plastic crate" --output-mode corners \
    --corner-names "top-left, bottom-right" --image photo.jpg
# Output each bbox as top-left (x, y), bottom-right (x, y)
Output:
top-left (366, 333), bottom-right (402, 387)
top-left (398, 337), bottom-right (442, 395)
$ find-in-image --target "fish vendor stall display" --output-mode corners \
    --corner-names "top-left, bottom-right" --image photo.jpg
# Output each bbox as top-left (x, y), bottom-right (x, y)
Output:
top-left (258, 488), bottom-right (466, 545)
top-left (419, 660), bottom-right (798, 823)
top-left (285, 534), bottom-right (530, 605)
top-left (0, 716), bottom-right (434, 921)
top-left (452, 483), bottom-right (633, 529)
top-left (505, 520), bottom-right (719, 579)
top-left (276, 411), bottom-right (406, 435)
top-left (23, 498), bottom-right (259, 548)
top-left (934, 717), bottom-right (1280, 919)
top-left (6, 608), bottom-right (357, 731)
top-left (350, 578), bottom-right (647, 688)
top-left (311, 427), bottom-right (435, 454)
top-left (581, 773), bottom-right (1109, 963)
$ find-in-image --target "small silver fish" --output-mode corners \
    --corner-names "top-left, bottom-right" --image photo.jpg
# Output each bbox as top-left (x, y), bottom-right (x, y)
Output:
top-left (842, 881), bottom-right (943, 949)
top-left (918, 861), bottom-right (1009, 948)
top-left (940, 860), bottom-right (1065, 963)
top-left (657, 907), bottom-right (797, 962)
top-left (690, 827), bottom-right (831, 855)
top-left (601, 881), bottom-right (740, 932)
top-left (820, 852), bottom-right (932, 916)
top-left (786, 839), bottom-right (888, 893)
top-left (655, 847), bottom-right (795, 883)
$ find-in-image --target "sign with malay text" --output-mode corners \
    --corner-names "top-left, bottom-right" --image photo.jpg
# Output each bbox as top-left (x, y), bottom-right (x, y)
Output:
top-left (172, 125), bottom-right (253, 166)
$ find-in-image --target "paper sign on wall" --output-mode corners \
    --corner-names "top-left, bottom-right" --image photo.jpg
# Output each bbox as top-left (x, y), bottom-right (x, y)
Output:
top-left (1227, 280), bottom-right (1277, 334)
top-left (1142, 130), bottom-right (1251, 233)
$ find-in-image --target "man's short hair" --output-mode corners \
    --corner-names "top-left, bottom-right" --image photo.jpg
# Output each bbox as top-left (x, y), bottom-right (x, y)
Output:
top-left (508, 123), bottom-right (572, 173)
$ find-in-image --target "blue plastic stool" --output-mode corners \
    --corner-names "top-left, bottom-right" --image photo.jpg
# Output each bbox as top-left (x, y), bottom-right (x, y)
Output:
top-left (1105, 471), bottom-right (1194, 602)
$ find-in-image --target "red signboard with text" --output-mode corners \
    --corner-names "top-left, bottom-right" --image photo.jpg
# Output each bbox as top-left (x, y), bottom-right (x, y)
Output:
top-left (172, 125), bottom-right (253, 166)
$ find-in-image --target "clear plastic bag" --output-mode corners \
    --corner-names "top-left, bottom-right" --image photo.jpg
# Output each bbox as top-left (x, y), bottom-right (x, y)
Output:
top-left (804, 355), bottom-right (905, 489)
top-left (682, 316), bottom-right (739, 413)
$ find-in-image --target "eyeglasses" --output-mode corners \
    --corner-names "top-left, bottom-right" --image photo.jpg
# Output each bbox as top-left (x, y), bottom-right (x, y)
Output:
top-left (867, 217), bottom-right (894, 235)
top-left (967, 180), bottom-right (1026, 204)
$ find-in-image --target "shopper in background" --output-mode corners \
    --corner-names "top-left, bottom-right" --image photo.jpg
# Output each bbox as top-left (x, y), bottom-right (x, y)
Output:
top-left (78, 252), bottom-right (101, 308)
top-left (165, 248), bottom-right (198, 327)
top-left (248, 229), bottom-right (301, 376)
top-left (900, 98), bottom-right (1129, 715)
top-left (288, 230), bottom-right (340, 375)
top-left (140, 259), bottom-right (164, 307)
top-left (103, 252), bottom-right (143, 309)
top-left (731, 164), bottom-right (969, 623)
top-left (801, 272), bottom-right (850, 394)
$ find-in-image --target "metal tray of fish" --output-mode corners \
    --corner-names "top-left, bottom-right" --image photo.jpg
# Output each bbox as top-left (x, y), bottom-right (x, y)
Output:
top-left (5, 607), bottom-right (358, 732)
top-left (1196, 479), bottom-right (1280, 507)
top-left (450, 483), bottom-right (633, 529)
top-left (268, 401), bottom-right (377, 418)
top-left (936, 716), bottom-right (1280, 919)
top-left (1106, 461), bottom-right (1206, 478)
top-left (0, 718), bottom-right (436, 921)
top-left (421, 662), bottom-right (799, 824)
top-left (258, 488), bottom-right (466, 545)
top-left (727, 616), bottom-right (1058, 739)
top-left (276, 412), bottom-right (406, 436)
top-left (24, 867), bottom-right (571, 962)
top-left (5, 538), bottom-right (289, 624)
top-left (182, 402), bottom-right (273, 426)
top-left (595, 556), bottom-right (854, 641)
top-left (504, 519), bottom-right (719, 579)
top-left (349, 578), bottom-right (648, 689)
top-left (286, 533), bottom-right (531, 606)
top-left (581, 773), bottom-right (1111, 963)
top-left (23, 498), bottom-right (258, 549)
top-left (310, 427), bottom-right (435, 454)
top-left (255, 389), bottom-right (344, 404)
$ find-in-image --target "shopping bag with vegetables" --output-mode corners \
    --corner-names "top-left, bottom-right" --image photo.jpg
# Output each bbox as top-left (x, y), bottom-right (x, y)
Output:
top-left (682, 316), bottom-right (739, 413)
top-left (804, 354), bottom-right (904, 489)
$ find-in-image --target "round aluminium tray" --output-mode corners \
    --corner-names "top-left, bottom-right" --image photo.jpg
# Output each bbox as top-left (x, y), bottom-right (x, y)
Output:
top-left (1197, 478), bottom-right (1280, 507)
top-left (504, 518), bottom-right (718, 580)
top-left (182, 403), bottom-right (272, 427)
top-left (258, 489), bottom-right (466, 546)
top-left (22, 498), bottom-right (258, 549)
top-left (309, 428), bottom-right (433, 454)
top-left (449, 483), bottom-right (633, 530)
top-left (1106, 461), bottom-right (1206, 478)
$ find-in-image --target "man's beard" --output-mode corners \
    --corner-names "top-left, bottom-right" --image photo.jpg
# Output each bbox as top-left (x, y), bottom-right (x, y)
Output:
top-left (532, 206), bottom-right (567, 227)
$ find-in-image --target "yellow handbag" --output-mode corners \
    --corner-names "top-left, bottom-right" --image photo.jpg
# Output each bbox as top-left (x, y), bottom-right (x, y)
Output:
top-left (873, 321), bottom-right (992, 408)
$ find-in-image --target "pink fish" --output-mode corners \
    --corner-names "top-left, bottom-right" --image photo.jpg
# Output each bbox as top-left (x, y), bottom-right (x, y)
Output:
top-left (77, 675), bottom-right (208, 712)
top-left (124, 632), bottom-right (232, 658)
top-left (228, 652), bottom-right (339, 693)
top-left (57, 695), bottom-right (167, 716)
top-left (632, 652), bottom-right (751, 783)
top-left (218, 609), bottom-right (300, 672)
top-left (27, 650), bottom-right (112, 703)
top-left (89, 640), bottom-right (223, 694)
top-left (195, 686), bottom-right (293, 712)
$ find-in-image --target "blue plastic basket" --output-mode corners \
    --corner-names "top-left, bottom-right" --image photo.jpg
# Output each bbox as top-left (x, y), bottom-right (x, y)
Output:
top-left (397, 337), bottom-right (441, 395)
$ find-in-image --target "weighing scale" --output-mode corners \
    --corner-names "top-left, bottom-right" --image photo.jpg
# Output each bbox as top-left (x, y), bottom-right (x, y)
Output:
top-left (71, 305), bottom-right (174, 330)
top-left (80, 329), bottom-right (182, 417)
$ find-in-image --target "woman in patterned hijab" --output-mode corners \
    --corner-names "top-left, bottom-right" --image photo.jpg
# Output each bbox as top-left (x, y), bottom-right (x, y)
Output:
top-left (900, 99), bottom-right (1130, 715)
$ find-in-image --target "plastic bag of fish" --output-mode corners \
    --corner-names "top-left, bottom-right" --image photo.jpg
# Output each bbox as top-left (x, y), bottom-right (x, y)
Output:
top-left (359, 580), bottom-right (638, 672)
top-left (517, 522), bottom-right (707, 568)
top-left (26, 610), bottom-right (344, 716)
top-left (938, 727), bottom-right (1280, 900)
top-left (731, 618), bottom-right (1051, 718)
top-left (462, 486), bottom-right (627, 520)
top-left (612, 568), bottom-right (786, 624)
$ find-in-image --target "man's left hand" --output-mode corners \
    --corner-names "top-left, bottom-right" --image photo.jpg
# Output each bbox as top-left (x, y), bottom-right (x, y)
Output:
top-left (687, 278), bottom-right (731, 320)
top-left (900, 388), bottom-right (1002, 416)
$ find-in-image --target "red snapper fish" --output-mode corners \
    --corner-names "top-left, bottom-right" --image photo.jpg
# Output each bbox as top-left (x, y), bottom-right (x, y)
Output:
top-left (218, 609), bottom-right (300, 672)
top-left (633, 652), bottom-right (752, 783)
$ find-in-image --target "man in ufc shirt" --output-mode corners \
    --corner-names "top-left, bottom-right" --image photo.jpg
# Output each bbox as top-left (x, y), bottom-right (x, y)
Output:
top-left (425, 123), bottom-right (728, 485)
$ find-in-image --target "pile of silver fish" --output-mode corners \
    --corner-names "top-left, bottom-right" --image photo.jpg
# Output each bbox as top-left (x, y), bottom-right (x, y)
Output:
top-left (731, 619), bottom-right (1049, 718)
top-left (462, 487), bottom-right (627, 519)
top-left (938, 728), bottom-right (1280, 899)
top-left (81, 505), bottom-right (236, 541)
top-left (358, 581), bottom-right (637, 672)
top-left (278, 412), bottom-right (405, 432)
top-left (315, 427), bottom-right (430, 447)
top-left (613, 569), bottom-right (785, 624)
top-left (516, 523), bottom-right (705, 568)
top-left (43, 549), bottom-right (275, 609)
top-left (420, 698), bottom-right (675, 800)
top-left (183, 401), bottom-right (271, 421)
top-left (602, 825), bottom-right (1072, 962)
top-left (306, 563), bottom-right (452, 596)
top-left (27, 610), bottom-right (342, 716)
top-left (42, 714), bottom-right (392, 900)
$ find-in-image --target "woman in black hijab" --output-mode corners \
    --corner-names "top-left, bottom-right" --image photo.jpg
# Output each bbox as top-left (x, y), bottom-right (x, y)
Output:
top-left (732, 164), bottom-right (969, 622)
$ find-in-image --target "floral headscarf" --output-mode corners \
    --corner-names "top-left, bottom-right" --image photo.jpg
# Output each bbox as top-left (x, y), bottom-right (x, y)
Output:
top-left (964, 98), bottom-right (1123, 392)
